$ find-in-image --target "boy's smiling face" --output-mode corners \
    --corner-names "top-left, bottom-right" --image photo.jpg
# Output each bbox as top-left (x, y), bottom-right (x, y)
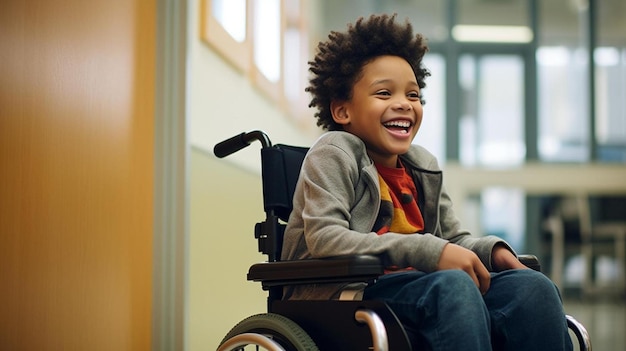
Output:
top-left (331, 55), bottom-right (423, 168)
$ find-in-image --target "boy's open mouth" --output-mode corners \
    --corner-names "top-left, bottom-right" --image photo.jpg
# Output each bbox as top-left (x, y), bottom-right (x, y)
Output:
top-left (383, 120), bottom-right (411, 134)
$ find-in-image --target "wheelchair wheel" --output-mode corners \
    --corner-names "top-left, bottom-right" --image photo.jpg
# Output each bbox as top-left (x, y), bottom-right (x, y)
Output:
top-left (218, 313), bottom-right (319, 351)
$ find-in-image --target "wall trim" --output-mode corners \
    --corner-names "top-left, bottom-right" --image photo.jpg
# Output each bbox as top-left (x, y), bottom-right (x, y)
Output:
top-left (153, 0), bottom-right (188, 350)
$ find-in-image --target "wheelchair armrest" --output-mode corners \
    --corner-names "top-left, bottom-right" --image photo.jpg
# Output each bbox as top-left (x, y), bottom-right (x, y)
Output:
top-left (247, 255), bottom-right (384, 288)
top-left (518, 254), bottom-right (541, 272)
top-left (248, 253), bottom-right (540, 288)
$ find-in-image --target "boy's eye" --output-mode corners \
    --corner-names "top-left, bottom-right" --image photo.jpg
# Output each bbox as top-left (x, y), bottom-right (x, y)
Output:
top-left (407, 92), bottom-right (421, 100)
top-left (375, 90), bottom-right (391, 96)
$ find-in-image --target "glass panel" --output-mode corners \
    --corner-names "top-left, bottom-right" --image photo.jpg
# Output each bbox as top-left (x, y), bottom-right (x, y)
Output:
top-left (596, 0), bottom-right (626, 162)
top-left (212, 0), bottom-right (247, 42)
top-left (253, 0), bottom-right (281, 82)
top-left (463, 188), bottom-right (526, 252)
top-left (481, 188), bottom-right (526, 252)
top-left (459, 54), bottom-right (525, 167)
top-left (283, 28), bottom-right (301, 102)
top-left (537, 0), bottom-right (589, 162)
top-left (414, 53), bottom-right (446, 165)
top-left (537, 47), bottom-right (589, 162)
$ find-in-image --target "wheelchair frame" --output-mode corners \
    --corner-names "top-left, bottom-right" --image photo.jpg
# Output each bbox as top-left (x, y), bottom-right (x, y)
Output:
top-left (214, 131), bottom-right (592, 351)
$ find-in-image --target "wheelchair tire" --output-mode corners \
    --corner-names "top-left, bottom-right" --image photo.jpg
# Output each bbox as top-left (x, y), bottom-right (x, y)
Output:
top-left (218, 313), bottom-right (319, 351)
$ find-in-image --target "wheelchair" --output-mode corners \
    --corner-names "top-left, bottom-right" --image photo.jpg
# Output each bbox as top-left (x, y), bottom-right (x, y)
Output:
top-left (214, 130), bottom-right (592, 351)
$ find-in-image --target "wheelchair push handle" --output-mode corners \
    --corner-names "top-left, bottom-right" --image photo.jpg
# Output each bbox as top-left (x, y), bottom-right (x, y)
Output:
top-left (214, 130), bottom-right (272, 158)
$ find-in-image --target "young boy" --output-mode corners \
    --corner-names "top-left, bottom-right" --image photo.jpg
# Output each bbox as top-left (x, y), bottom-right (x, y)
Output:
top-left (281, 14), bottom-right (573, 351)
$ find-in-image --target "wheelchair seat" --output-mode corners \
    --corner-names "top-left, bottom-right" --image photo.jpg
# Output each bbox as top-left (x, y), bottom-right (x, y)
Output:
top-left (214, 130), bottom-right (592, 351)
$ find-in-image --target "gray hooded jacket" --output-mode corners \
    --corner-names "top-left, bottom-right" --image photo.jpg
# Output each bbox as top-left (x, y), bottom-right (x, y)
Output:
top-left (280, 131), bottom-right (513, 300)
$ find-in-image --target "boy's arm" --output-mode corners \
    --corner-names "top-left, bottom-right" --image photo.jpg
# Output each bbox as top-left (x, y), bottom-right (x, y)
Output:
top-left (491, 243), bottom-right (528, 271)
top-left (438, 243), bottom-right (491, 294)
top-left (437, 183), bottom-right (518, 271)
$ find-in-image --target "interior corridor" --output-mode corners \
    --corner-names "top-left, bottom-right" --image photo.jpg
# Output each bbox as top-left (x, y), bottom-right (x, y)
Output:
top-left (564, 297), bottom-right (625, 351)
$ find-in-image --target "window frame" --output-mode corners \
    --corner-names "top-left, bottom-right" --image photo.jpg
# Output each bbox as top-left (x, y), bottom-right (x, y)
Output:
top-left (200, 0), bottom-right (252, 73)
top-left (201, 0), bottom-right (311, 122)
top-left (249, 0), bottom-right (284, 103)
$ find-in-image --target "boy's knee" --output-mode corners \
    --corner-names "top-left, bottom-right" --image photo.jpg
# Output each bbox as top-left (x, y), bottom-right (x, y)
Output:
top-left (515, 269), bottom-right (559, 295)
top-left (495, 269), bottom-right (564, 312)
top-left (430, 270), bottom-right (481, 296)
top-left (426, 270), bottom-right (489, 318)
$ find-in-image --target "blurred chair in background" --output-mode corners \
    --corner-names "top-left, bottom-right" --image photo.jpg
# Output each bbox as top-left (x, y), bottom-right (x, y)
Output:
top-left (544, 193), bottom-right (626, 298)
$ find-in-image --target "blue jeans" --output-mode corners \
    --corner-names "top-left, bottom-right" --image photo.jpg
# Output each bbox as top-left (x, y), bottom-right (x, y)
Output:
top-left (363, 269), bottom-right (573, 351)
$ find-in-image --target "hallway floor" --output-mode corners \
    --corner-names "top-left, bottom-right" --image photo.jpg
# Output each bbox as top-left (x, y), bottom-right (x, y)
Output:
top-left (563, 297), bottom-right (625, 351)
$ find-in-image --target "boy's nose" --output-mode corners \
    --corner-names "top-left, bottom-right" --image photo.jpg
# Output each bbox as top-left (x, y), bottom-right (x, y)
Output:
top-left (394, 101), bottom-right (413, 111)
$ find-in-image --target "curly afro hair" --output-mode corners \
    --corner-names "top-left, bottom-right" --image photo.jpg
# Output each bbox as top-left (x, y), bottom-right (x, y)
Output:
top-left (306, 14), bottom-right (430, 131)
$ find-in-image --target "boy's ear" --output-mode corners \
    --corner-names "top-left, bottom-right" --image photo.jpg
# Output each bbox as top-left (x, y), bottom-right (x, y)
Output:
top-left (330, 100), bottom-right (350, 125)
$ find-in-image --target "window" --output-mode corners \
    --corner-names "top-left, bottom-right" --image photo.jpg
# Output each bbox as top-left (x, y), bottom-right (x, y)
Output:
top-left (537, 0), bottom-right (591, 163)
top-left (595, 47), bottom-right (626, 162)
top-left (252, 0), bottom-right (280, 83)
top-left (201, 0), bottom-right (251, 72)
top-left (201, 0), bottom-right (310, 119)
top-left (415, 53), bottom-right (446, 164)
top-left (596, 0), bottom-right (626, 162)
top-left (212, 0), bottom-right (246, 42)
top-left (250, 0), bottom-right (281, 102)
top-left (537, 46), bottom-right (590, 162)
top-left (459, 54), bottom-right (525, 167)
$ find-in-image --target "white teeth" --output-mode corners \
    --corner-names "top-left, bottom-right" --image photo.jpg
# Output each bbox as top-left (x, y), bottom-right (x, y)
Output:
top-left (383, 121), bottom-right (411, 128)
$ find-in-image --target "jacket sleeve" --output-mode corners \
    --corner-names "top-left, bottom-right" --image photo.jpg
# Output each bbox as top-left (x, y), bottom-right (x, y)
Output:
top-left (436, 183), bottom-right (517, 271)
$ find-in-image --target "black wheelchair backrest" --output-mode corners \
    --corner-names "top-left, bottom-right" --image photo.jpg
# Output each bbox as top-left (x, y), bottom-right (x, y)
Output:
top-left (261, 144), bottom-right (308, 222)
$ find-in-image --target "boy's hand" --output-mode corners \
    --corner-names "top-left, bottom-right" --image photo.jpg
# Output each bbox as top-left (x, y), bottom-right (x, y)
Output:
top-left (437, 243), bottom-right (491, 294)
top-left (491, 244), bottom-right (528, 272)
